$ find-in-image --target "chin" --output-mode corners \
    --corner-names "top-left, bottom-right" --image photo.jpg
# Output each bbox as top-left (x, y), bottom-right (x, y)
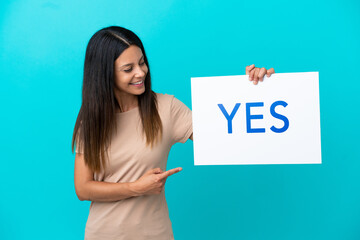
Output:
top-left (134, 87), bottom-right (146, 95)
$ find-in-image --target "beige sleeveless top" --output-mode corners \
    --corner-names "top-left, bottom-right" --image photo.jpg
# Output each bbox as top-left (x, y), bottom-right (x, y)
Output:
top-left (76, 93), bottom-right (193, 240)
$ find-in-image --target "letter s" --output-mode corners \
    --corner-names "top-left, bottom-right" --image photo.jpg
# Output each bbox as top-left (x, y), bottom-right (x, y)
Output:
top-left (270, 101), bottom-right (289, 133)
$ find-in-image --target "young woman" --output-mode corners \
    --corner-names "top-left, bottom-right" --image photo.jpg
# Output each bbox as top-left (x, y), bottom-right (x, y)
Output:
top-left (72, 26), bottom-right (275, 240)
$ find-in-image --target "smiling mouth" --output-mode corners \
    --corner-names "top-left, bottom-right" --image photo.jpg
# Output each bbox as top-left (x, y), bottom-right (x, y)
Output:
top-left (130, 80), bottom-right (144, 85)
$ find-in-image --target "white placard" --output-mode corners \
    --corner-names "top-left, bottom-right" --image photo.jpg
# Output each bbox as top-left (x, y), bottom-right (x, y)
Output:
top-left (191, 72), bottom-right (321, 165)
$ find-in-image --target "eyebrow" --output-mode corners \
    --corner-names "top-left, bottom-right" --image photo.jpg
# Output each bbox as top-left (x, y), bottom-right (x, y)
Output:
top-left (120, 55), bottom-right (144, 68)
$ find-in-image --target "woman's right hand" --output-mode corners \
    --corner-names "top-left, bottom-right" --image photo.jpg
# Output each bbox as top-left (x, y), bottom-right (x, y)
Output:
top-left (130, 167), bottom-right (182, 196)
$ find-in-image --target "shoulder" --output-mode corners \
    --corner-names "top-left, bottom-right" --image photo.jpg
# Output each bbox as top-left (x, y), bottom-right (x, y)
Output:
top-left (154, 92), bottom-right (176, 110)
top-left (154, 92), bottom-right (191, 116)
top-left (154, 92), bottom-right (191, 114)
top-left (155, 92), bottom-right (188, 105)
top-left (155, 92), bottom-right (175, 104)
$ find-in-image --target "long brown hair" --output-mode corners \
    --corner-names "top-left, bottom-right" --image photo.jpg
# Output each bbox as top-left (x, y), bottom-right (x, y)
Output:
top-left (71, 26), bottom-right (162, 174)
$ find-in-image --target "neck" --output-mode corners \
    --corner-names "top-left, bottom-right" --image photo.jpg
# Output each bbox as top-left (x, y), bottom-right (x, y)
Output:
top-left (115, 91), bottom-right (138, 113)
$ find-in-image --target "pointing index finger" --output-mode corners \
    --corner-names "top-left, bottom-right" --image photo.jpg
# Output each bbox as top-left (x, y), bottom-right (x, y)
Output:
top-left (158, 167), bottom-right (182, 179)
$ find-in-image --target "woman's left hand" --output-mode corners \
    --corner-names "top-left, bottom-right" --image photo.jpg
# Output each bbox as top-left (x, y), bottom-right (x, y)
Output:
top-left (245, 64), bottom-right (275, 85)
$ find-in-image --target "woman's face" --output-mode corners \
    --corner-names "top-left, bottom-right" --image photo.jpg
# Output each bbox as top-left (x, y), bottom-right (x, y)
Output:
top-left (114, 45), bottom-right (148, 97)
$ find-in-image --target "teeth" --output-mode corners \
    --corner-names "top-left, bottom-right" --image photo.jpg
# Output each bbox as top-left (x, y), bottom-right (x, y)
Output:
top-left (131, 80), bottom-right (143, 85)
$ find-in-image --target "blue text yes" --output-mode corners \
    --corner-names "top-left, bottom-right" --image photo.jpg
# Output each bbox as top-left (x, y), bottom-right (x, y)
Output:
top-left (217, 101), bottom-right (289, 134)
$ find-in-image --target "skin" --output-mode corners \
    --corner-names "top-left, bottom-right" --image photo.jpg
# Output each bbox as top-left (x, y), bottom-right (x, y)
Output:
top-left (112, 45), bottom-right (183, 195)
top-left (74, 45), bottom-right (275, 202)
top-left (74, 45), bottom-right (183, 201)
top-left (113, 45), bottom-right (148, 112)
top-left (246, 64), bottom-right (275, 85)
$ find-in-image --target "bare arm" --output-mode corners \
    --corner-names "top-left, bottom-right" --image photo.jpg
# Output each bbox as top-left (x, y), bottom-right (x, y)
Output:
top-left (74, 153), bottom-right (138, 202)
top-left (74, 153), bottom-right (182, 202)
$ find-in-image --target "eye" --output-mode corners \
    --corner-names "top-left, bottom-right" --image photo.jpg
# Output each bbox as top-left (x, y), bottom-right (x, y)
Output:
top-left (124, 67), bottom-right (132, 73)
top-left (140, 61), bottom-right (146, 65)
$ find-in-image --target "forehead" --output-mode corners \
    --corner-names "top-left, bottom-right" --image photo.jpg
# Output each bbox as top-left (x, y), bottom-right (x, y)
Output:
top-left (115, 45), bottom-right (143, 65)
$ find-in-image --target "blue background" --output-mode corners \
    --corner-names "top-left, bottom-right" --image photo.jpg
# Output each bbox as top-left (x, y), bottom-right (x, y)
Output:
top-left (1, 0), bottom-right (359, 239)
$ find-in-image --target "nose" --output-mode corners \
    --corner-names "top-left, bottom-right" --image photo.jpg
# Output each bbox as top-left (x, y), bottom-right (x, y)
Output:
top-left (134, 65), bottom-right (146, 78)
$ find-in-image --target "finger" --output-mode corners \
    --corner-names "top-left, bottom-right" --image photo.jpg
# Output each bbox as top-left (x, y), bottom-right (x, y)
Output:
top-left (158, 167), bottom-right (182, 179)
top-left (249, 68), bottom-right (256, 81)
top-left (254, 68), bottom-right (260, 81)
top-left (245, 64), bottom-right (255, 75)
top-left (266, 68), bottom-right (275, 77)
top-left (253, 68), bottom-right (260, 84)
top-left (258, 67), bottom-right (267, 82)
